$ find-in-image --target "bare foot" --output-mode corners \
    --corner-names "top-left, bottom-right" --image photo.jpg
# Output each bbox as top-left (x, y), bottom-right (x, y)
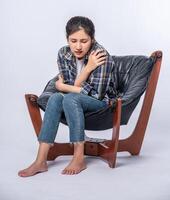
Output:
top-left (18, 162), bottom-right (48, 177)
top-left (61, 158), bottom-right (86, 175)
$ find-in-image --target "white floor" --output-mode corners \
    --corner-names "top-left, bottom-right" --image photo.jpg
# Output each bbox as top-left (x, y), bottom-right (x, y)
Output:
top-left (1, 112), bottom-right (170, 200)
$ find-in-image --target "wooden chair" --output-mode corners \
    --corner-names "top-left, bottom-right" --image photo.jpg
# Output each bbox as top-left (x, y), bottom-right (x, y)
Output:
top-left (25, 51), bottom-right (162, 168)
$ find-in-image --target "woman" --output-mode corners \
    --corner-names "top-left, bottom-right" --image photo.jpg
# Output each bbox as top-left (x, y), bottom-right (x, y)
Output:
top-left (18, 16), bottom-right (113, 176)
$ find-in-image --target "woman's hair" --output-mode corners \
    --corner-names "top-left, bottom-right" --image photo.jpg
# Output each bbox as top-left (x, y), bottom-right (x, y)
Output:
top-left (66, 16), bottom-right (95, 39)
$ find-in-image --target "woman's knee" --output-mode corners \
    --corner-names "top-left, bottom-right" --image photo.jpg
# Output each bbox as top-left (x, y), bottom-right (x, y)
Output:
top-left (63, 93), bottom-right (81, 108)
top-left (47, 92), bottom-right (64, 106)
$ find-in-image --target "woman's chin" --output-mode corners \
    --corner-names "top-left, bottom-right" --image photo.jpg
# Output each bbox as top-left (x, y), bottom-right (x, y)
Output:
top-left (75, 55), bottom-right (84, 59)
top-left (74, 52), bottom-right (86, 59)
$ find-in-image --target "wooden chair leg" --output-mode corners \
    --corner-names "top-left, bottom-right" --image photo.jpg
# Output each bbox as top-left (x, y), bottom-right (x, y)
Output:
top-left (99, 98), bottom-right (122, 168)
top-left (118, 51), bottom-right (162, 155)
top-left (85, 141), bottom-right (117, 168)
top-left (47, 143), bottom-right (74, 160)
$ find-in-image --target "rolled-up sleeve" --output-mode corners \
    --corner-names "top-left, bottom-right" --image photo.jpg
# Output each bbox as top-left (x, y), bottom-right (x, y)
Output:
top-left (57, 49), bottom-right (71, 84)
top-left (80, 81), bottom-right (93, 95)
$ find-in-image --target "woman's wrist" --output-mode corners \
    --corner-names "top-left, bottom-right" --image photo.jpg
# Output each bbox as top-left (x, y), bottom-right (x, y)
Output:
top-left (85, 65), bottom-right (93, 74)
top-left (55, 82), bottom-right (64, 91)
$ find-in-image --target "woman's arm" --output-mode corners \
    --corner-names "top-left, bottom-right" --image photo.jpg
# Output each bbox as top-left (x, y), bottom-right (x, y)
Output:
top-left (74, 50), bottom-right (107, 87)
top-left (56, 50), bottom-right (107, 93)
top-left (56, 47), bottom-right (108, 94)
top-left (74, 67), bottom-right (91, 87)
top-left (58, 84), bottom-right (81, 93)
top-left (55, 75), bottom-right (81, 93)
top-left (57, 47), bottom-right (73, 85)
top-left (80, 55), bottom-right (113, 100)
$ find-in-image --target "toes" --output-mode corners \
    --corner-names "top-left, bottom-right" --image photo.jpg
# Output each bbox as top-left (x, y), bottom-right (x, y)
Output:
top-left (69, 170), bottom-right (75, 175)
top-left (71, 170), bottom-right (75, 175)
top-left (66, 169), bottom-right (71, 175)
top-left (61, 168), bottom-right (74, 175)
top-left (18, 170), bottom-right (35, 177)
top-left (18, 171), bottom-right (28, 177)
top-left (75, 170), bottom-right (80, 174)
top-left (61, 169), bottom-right (67, 174)
top-left (18, 170), bottom-right (26, 177)
top-left (18, 169), bottom-right (26, 175)
top-left (61, 162), bottom-right (87, 175)
top-left (66, 169), bottom-right (74, 175)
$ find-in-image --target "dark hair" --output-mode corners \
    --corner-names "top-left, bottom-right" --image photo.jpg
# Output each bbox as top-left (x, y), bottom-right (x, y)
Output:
top-left (66, 16), bottom-right (95, 39)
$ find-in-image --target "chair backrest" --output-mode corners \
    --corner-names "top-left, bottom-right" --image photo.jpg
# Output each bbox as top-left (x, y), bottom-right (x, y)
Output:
top-left (83, 52), bottom-right (161, 131)
top-left (111, 54), bottom-right (155, 124)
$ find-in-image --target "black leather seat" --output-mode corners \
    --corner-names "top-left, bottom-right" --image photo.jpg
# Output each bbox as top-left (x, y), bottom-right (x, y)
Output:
top-left (37, 55), bottom-right (155, 130)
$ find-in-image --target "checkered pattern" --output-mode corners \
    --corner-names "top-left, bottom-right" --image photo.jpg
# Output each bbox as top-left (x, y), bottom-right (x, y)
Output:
top-left (56, 41), bottom-right (116, 104)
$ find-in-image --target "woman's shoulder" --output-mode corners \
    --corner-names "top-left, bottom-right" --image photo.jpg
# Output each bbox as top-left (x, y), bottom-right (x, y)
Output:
top-left (91, 41), bottom-right (109, 55)
top-left (57, 45), bottom-right (71, 57)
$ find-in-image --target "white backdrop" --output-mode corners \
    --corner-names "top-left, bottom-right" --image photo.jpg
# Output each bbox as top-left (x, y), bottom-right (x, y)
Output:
top-left (0, 0), bottom-right (170, 199)
top-left (1, 0), bottom-right (169, 138)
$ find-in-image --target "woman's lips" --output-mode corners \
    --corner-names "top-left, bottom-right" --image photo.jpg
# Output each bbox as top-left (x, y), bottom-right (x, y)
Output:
top-left (75, 51), bottom-right (83, 54)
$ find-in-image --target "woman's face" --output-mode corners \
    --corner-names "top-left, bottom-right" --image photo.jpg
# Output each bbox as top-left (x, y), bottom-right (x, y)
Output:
top-left (67, 28), bottom-right (93, 59)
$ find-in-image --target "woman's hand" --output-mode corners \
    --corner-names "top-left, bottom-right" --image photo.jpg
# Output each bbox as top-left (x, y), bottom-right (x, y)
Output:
top-left (86, 49), bottom-right (107, 72)
top-left (55, 75), bottom-right (64, 91)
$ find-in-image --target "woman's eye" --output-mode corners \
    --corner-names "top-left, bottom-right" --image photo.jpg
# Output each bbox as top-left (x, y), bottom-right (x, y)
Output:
top-left (81, 41), bottom-right (87, 43)
top-left (71, 40), bottom-right (77, 43)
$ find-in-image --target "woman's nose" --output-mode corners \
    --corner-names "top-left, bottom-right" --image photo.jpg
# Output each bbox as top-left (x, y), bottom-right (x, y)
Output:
top-left (76, 42), bottom-right (82, 50)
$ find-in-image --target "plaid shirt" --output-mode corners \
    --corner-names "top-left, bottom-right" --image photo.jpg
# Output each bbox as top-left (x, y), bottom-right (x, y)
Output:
top-left (57, 41), bottom-right (116, 104)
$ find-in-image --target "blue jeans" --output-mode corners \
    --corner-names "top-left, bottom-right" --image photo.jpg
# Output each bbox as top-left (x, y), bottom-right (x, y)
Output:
top-left (38, 92), bottom-right (107, 143)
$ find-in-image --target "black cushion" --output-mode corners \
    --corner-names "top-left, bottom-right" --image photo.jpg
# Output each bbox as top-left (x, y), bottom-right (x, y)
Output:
top-left (37, 75), bottom-right (59, 111)
top-left (37, 55), bottom-right (155, 130)
top-left (112, 55), bottom-right (154, 105)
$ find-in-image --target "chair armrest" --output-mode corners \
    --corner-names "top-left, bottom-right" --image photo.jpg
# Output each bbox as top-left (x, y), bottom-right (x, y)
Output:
top-left (25, 94), bottom-right (42, 135)
top-left (151, 51), bottom-right (163, 60)
top-left (25, 94), bottom-right (38, 106)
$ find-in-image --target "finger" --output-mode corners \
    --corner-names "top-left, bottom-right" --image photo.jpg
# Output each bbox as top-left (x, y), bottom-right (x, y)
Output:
top-left (97, 56), bottom-right (107, 62)
top-left (93, 49), bottom-right (104, 56)
top-left (96, 60), bottom-right (106, 66)
top-left (96, 52), bottom-right (107, 59)
top-left (90, 50), bottom-right (95, 55)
